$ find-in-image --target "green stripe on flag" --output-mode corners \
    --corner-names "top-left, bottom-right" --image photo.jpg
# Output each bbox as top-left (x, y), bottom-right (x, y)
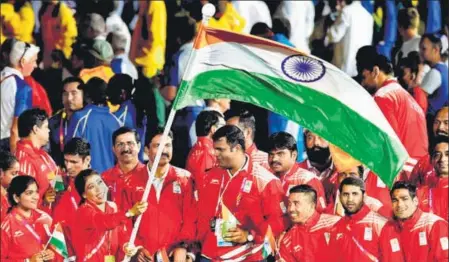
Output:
top-left (174, 69), bottom-right (407, 187)
top-left (50, 235), bottom-right (68, 258)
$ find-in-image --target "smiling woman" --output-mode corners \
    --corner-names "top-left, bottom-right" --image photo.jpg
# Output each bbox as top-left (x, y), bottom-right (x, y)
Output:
top-left (1, 175), bottom-right (55, 261)
top-left (72, 169), bottom-right (148, 261)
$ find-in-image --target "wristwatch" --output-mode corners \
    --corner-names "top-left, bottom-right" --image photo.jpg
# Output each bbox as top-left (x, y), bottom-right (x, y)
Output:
top-left (247, 232), bottom-right (254, 242)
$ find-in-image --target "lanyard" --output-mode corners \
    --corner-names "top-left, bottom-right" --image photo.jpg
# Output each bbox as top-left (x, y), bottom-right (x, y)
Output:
top-left (428, 188), bottom-right (433, 213)
top-left (83, 233), bottom-right (107, 261)
top-left (15, 212), bottom-right (42, 246)
top-left (59, 112), bottom-right (67, 152)
top-left (214, 175), bottom-right (233, 217)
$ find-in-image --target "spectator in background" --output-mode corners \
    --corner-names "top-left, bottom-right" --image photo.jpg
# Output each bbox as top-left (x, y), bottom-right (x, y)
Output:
top-left (48, 77), bottom-right (85, 166)
top-left (232, 0), bottom-right (271, 34)
top-left (395, 7), bottom-right (421, 65)
top-left (325, 0), bottom-right (373, 77)
top-left (0, 150), bottom-right (19, 221)
top-left (207, 0), bottom-right (246, 33)
top-left (397, 51), bottom-right (428, 113)
top-left (39, 0), bottom-right (77, 69)
top-left (105, 1), bottom-right (131, 54)
top-left (67, 77), bottom-right (121, 173)
top-left (273, 0), bottom-right (315, 54)
top-left (419, 33), bottom-right (449, 116)
top-left (79, 13), bottom-right (106, 42)
top-left (0, 0), bottom-right (34, 45)
top-left (1, 41), bottom-right (39, 152)
top-left (130, 0), bottom-right (167, 79)
top-left (79, 39), bottom-right (115, 83)
top-left (109, 32), bottom-right (138, 80)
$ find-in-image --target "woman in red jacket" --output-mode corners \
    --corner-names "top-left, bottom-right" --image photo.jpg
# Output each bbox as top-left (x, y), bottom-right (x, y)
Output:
top-left (0, 150), bottom-right (19, 222)
top-left (1, 175), bottom-right (55, 261)
top-left (72, 169), bottom-right (147, 261)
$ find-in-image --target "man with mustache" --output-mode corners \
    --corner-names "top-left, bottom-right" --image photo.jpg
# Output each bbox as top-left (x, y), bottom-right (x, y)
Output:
top-left (416, 136), bottom-right (448, 221)
top-left (411, 106), bottom-right (449, 187)
top-left (267, 132), bottom-right (327, 212)
top-left (102, 127), bottom-right (147, 211)
top-left (298, 130), bottom-right (338, 206)
top-left (390, 181), bottom-right (448, 262)
top-left (278, 185), bottom-right (340, 262)
top-left (329, 177), bottom-right (403, 262)
top-left (126, 127), bottom-right (196, 262)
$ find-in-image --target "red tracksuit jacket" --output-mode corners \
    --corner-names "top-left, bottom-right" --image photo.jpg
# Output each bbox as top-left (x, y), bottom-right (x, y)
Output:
top-left (394, 208), bottom-right (449, 262)
top-left (329, 205), bottom-right (404, 262)
top-left (1, 208), bottom-right (52, 261)
top-left (1, 193), bottom-right (9, 222)
top-left (127, 165), bottom-right (197, 254)
top-left (15, 139), bottom-right (58, 202)
top-left (410, 155), bottom-right (437, 187)
top-left (278, 212), bottom-right (340, 261)
top-left (72, 200), bottom-right (130, 261)
top-left (417, 176), bottom-right (448, 221)
top-left (197, 159), bottom-right (285, 261)
top-left (246, 143), bottom-right (270, 169)
top-left (186, 136), bottom-right (216, 188)
top-left (102, 162), bottom-right (147, 211)
top-left (279, 162), bottom-right (327, 212)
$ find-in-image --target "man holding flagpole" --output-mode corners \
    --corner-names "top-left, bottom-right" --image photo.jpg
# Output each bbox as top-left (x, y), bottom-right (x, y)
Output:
top-left (196, 125), bottom-right (285, 261)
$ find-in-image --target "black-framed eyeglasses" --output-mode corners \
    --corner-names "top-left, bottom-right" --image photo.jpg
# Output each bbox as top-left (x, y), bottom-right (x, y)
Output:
top-left (19, 42), bottom-right (31, 62)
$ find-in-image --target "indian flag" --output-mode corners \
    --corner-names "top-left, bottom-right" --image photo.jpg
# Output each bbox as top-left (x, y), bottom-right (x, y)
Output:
top-left (51, 174), bottom-right (65, 192)
top-left (262, 225), bottom-right (276, 258)
top-left (172, 25), bottom-right (409, 187)
top-left (47, 223), bottom-right (69, 258)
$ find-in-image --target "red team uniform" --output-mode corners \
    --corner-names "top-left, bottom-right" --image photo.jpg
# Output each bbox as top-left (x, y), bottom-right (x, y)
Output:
top-left (329, 205), bottom-right (404, 262)
top-left (417, 176), bottom-right (449, 221)
top-left (1, 209), bottom-right (52, 261)
top-left (395, 209), bottom-right (449, 262)
top-left (278, 212), bottom-right (340, 261)
top-left (15, 140), bottom-right (58, 201)
top-left (127, 165), bottom-right (197, 255)
top-left (197, 159), bottom-right (285, 261)
top-left (246, 144), bottom-right (270, 168)
top-left (186, 136), bottom-right (216, 188)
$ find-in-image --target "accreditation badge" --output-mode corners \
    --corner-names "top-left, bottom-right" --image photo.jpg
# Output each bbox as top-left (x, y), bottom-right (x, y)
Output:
top-left (104, 255), bottom-right (115, 262)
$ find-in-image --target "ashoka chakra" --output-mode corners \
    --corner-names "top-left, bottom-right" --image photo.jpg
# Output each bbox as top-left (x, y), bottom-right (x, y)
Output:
top-left (281, 55), bottom-right (326, 83)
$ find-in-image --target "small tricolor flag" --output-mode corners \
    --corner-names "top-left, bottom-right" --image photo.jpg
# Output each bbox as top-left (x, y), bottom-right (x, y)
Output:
top-left (47, 223), bottom-right (69, 258)
top-left (262, 225), bottom-right (276, 259)
top-left (51, 174), bottom-right (65, 192)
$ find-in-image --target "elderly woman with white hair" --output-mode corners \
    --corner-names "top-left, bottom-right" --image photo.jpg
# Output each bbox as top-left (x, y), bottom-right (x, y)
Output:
top-left (0, 40), bottom-right (40, 153)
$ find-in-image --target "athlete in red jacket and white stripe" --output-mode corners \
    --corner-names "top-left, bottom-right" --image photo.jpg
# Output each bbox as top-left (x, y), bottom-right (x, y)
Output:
top-left (278, 184), bottom-right (340, 262)
top-left (329, 177), bottom-right (404, 262)
top-left (390, 181), bottom-right (449, 262)
top-left (197, 125), bottom-right (285, 261)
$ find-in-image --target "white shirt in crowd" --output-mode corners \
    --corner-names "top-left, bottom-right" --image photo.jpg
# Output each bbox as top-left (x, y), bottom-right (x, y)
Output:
top-left (274, 1), bottom-right (315, 54)
top-left (395, 35), bottom-right (421, 65)
top-left (232, 0), bottom-right (272, 34)
top-left (106, 13), bottom-right (131, 54)
top-left (325, 1), bottom-right (373, 77)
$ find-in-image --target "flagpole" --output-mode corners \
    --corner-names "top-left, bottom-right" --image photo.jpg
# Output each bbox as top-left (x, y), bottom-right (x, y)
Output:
top-left (122, 4), bottom-right (216, 262)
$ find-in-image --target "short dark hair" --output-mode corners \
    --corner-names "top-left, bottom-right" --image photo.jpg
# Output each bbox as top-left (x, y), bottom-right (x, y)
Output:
top-left (398, 7), bottom-right (420, 30)
top-left (339, 177), bottom-right (365, 194)
top-left (18, 108), bottom-right (48, 138)
top-left (107, 74), bottom-right (133, 105)
top-left (75, 169), bottom-right (100, 205)
top-left (62, 76), bottom-right (84, 88)
top-left (84, 77), bottom-right (108, 105)
top-left (421, 33), bottom-right (449, 59)
top-left (195, 110), bottom-right (223, 137)
top-left (236, 110), bottom-right (256, 140)
top-left (397, 51), bottom-right (421, 76)
top-left (63, 138), bottom-right (91, 158)
top-left (272, 17), bottom-right (291, 39)
top-left (390, 181), bottom-right (417, 199)
top-left (145, 127), bottom-right (173, 147)
top-left (267, 132), bottom-right (297, 153)
top-left (112, 126), bottom-right (141, 145)
top-left (289, 184), bottom-right (317, 205)
top-left (431, 135), bottom-right (449, 155)
top-left (0, 150), bottom-right (18, 171)
top-left (250, 22), bottom-right (271, 36)
top-left (212, 125), bottom-right (246, 151)
top-left (7, 176), bottom-right (38, 212)
top-left (358, 52), bottom-right (394, 75)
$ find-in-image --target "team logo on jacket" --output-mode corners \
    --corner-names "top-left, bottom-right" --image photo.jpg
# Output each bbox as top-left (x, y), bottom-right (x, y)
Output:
top-left (173, 182), bottom-right (181, 194)
top-left (243, 180), bottom-right (252, 193)
top-left (441, 237), bottom-right (448, 250)
top-left (13, 230), bottom-right (24, 238)
top-left (211, 179), bottom-right (220, 185)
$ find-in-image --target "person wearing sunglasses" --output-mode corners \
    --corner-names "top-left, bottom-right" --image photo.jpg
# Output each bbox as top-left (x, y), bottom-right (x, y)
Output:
top-left (0, 40), bottom-right (40, 153)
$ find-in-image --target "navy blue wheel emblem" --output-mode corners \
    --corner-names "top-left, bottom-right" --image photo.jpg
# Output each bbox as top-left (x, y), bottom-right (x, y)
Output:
top-left (281, 55), bottom-right (326, 83)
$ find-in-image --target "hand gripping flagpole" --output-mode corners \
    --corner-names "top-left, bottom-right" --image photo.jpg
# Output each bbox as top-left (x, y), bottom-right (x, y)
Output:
top-left (122, 4), bottom-right (216, 262)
